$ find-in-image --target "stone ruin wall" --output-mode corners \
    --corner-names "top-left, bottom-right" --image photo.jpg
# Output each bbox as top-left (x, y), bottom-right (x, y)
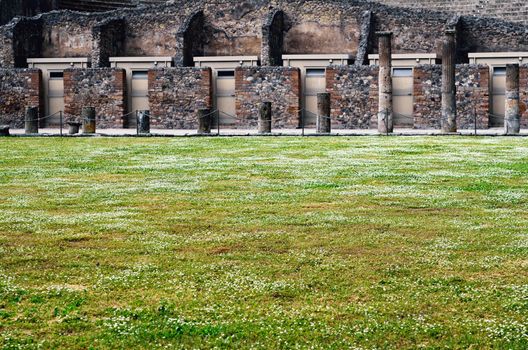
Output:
top-left (413, 64), bottom-right (492, 130)
top-left (147, 67), bottom-right (212, 129)
top-left (3, 0), bottom-right (528, 70)
top-left (366, 0), bottom-right (528, 26)
top-left (326, 65), bottom-right (379, 129)
top-left (1, 0), bottom-right (528, 129)
top-left (0, 68), bottom-right (42, 127)
top-left (235, 66), bottom-right (301, 128)
top-left (63, 68), bottom-right (127, 128)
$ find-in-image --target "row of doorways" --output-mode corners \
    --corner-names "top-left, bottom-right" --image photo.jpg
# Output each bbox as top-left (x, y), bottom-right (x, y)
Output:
top-left (28, 57), bottom-right (509, 128)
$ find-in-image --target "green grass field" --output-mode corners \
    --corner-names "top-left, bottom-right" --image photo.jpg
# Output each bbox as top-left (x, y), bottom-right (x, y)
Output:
top-left (0, 137), bottom-right (527, 349)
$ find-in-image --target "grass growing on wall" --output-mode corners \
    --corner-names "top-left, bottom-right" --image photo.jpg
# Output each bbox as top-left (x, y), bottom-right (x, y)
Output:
top-left (0, 137), bottom-right (527, 349)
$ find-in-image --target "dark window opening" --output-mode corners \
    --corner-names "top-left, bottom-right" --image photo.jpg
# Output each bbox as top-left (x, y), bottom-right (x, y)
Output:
top-left (218, 70), bottom-right (235, 78)
top-left (49, 71), bottom-right (64, 79)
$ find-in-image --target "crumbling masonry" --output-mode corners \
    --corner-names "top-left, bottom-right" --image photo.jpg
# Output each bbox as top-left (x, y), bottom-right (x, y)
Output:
top-left (1, 0), bottom-right (528, 131)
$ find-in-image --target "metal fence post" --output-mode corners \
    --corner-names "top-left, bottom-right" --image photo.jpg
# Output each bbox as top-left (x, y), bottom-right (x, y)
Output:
top-left (60, 111), bottom-right (63, 137)
top-left (474, 107), bottom-right (477, 136)
top-left (301, 112), bottom-right (305, 137)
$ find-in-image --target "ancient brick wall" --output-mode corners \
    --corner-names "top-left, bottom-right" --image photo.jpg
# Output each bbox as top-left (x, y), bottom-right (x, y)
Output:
top-left (0, 17), bottom-right (42, 68)
top-left (456, 64), bottom-right (490, 129)
top-left (363, 0), bottom-right (528, 26)
top-left (279, 1), bottom-right (363, 56)
top-left (124, 6), bottom-right (191, 57)
top-left (520, 65), bottom-right (528, 128)
top-left (326, 65), bottom-right (379, 129)
top-left (413, 65), bottom-right (442, 129)
top-left (41, 13), bottom-right (102, 59)
top-left (0, 68), bottom-right (42, 127)
top-left (91, 17), bottom-right (126, 68)
top-left (414, 64), bottom-right (491, 129)
top-left (235, 66), bottom-right (301, 128)
top-left (0, 25), bottom-right (15, 68)
top-left (4, 0), bottom-right (528, 68)
top-left (148, 67), bottom-right (212, 129)
top-left (63, 68), bottom-right (126, 128)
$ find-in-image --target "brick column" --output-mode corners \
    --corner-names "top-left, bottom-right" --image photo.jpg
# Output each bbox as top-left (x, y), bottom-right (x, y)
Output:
top-left (441, 29), bottom-right (457, 133)
top-left (377, 31), bottom-right (393, 133)
top-left (505, 63), bottom-right (520, 134)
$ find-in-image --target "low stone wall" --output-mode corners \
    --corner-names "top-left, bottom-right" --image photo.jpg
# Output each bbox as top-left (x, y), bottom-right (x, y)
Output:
top-left (413, 64), bottom-right (442, 129)
top-left (326, 65), bottom-right (379, 129)
top-left (148, 67), bottom-right (212, 129)
top-left (235, 66), bottom-right (301, 128)
top-left (63, 68), bottom-right (126, 128)
top-left (0, 68), bottom-right (42, 127)
top-left (414, 64), bottom-right (491, 129)
top-left (456, 64), bottom-right (490, 129)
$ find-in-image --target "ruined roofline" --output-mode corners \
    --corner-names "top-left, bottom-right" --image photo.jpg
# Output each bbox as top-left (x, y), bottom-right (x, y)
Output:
top-left (2, 0), bottom-right (528, 33)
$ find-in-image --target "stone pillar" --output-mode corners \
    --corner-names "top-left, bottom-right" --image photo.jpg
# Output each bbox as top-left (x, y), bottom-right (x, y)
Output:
top-left (259, 102), bottom-right (272, 134)
top-left (316, 93), bottom-right (331, 133)
top-left (137, 110), bottom-right (150, 134)
top-left (82, 107), bottom-right (96, 134)
top-left (0, 126), bottom-right (9, 136)
top-left (197, 108), bottom-right (212, 134)
top-left (25, 107), bottom-right (39, 134)
top-left (377, 31), bottom-right (393, 133)
top-left (68, 121), bottom-right (81, 135)
top-left (441, 29), bottom-right (457, 133)
top-left (505, 64), bottom-right (520, 135)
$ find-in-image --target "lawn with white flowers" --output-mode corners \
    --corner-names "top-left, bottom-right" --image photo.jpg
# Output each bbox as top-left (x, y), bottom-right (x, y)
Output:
top-left (0, 136), bottom-right (527, 349)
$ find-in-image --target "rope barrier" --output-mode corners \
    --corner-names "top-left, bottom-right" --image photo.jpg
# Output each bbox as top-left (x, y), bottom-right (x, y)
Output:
top-left (24, 110), bottom-right (62, 122)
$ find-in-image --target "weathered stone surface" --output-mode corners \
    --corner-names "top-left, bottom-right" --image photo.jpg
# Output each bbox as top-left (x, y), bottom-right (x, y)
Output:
top-left (148, 67), bottom-right (212, 129)
top-left (25, 106), bottom-right (38, 134)
top-left (261, 9), bottom-right (284, 66)
top-left (0, 68), bottom-right (42, 128)
top-left (377, 31), bottom-right (393, 133)
top-left (2, 0), bottom-right (528, 71)
top-left (316, 92), bottom-right (331, 133)
top-left (258, 102), bottom-right (272, 133)
top-left (64, 68), bottom-right (127, 128)
top-left (68, 121), bottom-right (81, 134)
top-left (520, 65), bottom-right (528, 129)
top-left (441, 30), bottom-right (457, 133)
top-left (505, 64), bottom-right (520, 134)
top-left (235, 66), bottom-right (301, 128)
top-left (413, 64), bottom-right (442, 129)
top-left (197, 108), bottom-right (212, 134)
top-left (137, 110), bottom-right (150, 134)
top-left (326, 65), bottom-right (379, 129)
top-left (82, 106), bottom-right (96, 134)
top-left (455, 64), bottom-right (490, 129)
top-left (415, 63), bottom-right (489, 129)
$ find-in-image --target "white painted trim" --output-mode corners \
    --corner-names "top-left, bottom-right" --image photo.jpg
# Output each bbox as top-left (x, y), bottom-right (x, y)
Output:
top-left (193, 56), bottom-right (259, 62)
top-left (468, 52), bottom-right (528, 58)
top-left (27, 57), bottom-right (90, 63)
top-left (282, 54), bottom-right (353, 60)
top-left (109, 56), bottom-right (173, 63)
top-left (367, 53), bottom-right (439, 60)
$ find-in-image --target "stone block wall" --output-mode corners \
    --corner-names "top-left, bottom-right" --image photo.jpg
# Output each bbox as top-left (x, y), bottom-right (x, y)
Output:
top-left (148, 67), bottom-right (212, 129)
top-left (520, 65), bottom-right (528, 128)
top-left (91, 17), bottom-right (126, 68)
top-left (414, 64), bottom-right (491, 129)
top-left (0, 68), bottom-right (42, 128)
top-left (413, 65), bottom-right (442, 129)
top-left (235, 66), bottom-right (301, 128)
top-left (326, 65), bottom-right (379, 129)
top-left (63, 68), bottom-right (126, 128)
top-left (456, 64), bottom-right (490, 129)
